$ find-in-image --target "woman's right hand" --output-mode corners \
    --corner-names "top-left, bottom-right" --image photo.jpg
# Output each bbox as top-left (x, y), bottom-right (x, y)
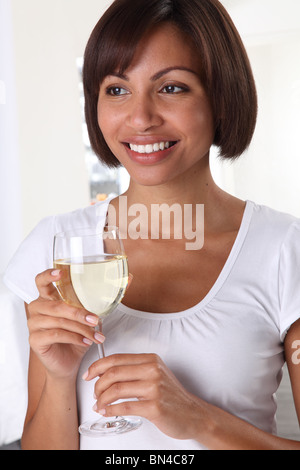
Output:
top-left (27, 269), bottom-right (105, 381)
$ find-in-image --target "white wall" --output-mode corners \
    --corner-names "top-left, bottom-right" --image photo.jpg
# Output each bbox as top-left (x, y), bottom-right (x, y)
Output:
top-left (6, 0), bottom-right (112, 246)
top-left (214, 0), bottom-right (300, 216)
top-left (0, 0), bottom-right (22, 270)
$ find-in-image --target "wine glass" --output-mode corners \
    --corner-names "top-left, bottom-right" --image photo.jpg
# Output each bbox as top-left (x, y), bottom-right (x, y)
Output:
top-left (53, 226), bottom-right (142, 437)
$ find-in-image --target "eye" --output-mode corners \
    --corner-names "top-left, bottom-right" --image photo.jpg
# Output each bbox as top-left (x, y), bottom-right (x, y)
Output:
top-left (160, 84), bottom-right (188, 94)
top-left (106, 86), bottom-right (128, 96)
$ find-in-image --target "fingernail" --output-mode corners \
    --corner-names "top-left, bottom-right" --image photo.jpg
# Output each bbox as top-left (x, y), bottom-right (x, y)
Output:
top-left (93, 404), bottom-right (106, 416)
top-left (82, 337), bottom-right (93, 346)
top-left (86, 315), bottom-right (98, 326)
top-left (82, 370), bottom-right (89, 380)
top-left (94, 332), bottom-right (105, 343)
top-left (51, 270), bottom-right (61, 277)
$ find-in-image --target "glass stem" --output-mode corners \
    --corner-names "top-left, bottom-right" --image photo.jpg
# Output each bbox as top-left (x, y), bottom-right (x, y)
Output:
top-left (95, 319), bottom-right (121, 425)
top-left (96, 320), bottom-right (105, 359)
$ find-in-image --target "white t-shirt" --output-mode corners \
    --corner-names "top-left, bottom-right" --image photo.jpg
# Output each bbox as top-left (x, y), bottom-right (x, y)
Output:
top-left (3, 199), bottom-right (300, 450)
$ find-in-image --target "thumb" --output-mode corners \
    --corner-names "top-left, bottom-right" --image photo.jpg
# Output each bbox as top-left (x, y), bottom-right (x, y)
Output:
top-left (35, 268), bottom-right (62, 300)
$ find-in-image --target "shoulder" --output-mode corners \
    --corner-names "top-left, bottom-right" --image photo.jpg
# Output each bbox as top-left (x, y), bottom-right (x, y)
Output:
top-left (248, 201), bottom-right (300, 247)
top-left (15, 200), bottom-right (109, 247)
top-left (242, 202), bottom-right (300, 341)
top-left (3, 199), bottom-right (111, 303)
top-left (27, 198), bottom-right (112, 259)
top-left (240, 201), bottom-right (300, 276)
top-left (53, 199), bottom-right (109, 233)
top-left (250, 201), bottom-right (298, 230)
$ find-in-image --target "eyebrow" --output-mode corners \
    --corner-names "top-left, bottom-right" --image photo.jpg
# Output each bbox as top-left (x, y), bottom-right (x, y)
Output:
top-left (107, 66), bottom-right (199, 82)
top-left (150, 66), bottom-right (198, 81)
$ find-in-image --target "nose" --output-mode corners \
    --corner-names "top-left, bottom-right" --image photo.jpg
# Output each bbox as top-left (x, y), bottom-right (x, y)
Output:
top-left (125, 93), bottom-right (163, 131)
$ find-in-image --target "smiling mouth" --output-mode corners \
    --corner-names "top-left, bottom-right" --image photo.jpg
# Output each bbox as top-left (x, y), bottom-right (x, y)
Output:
top-left (125, 141), bottom-right (177, 154)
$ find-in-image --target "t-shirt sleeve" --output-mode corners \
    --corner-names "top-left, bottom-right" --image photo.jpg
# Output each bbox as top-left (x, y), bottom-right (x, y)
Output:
top-left (278, 220), bottom-right (300, 341)
top-left (3, 216), bottom-right (56, 304)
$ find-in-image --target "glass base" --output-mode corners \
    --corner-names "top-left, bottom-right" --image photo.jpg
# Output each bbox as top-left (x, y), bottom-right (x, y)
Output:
top-left (78, 416), bottom-right (142, 438)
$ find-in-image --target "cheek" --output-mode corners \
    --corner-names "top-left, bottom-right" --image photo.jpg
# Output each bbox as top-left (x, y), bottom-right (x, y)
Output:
top-left (190, 104), bottom-right (215, 143)
top-left (173, 97), bottom-right (214, 138)
top-left (97, 98), bottom-right (120, 141)
top-left (97, 102), bottom-right (110, 139)
top-left (97, 104), bottom-right (127, 165)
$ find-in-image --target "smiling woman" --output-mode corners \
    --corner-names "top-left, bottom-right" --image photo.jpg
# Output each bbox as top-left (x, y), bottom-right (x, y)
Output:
top-left (96, 22), bottom-right (215, 187)
top-left (83, 0), bottom-right (257, 168)
top-left (3, 0), bottom-right (300, 452)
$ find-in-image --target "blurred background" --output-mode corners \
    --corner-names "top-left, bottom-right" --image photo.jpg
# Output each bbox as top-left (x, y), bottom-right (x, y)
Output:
top-left (0, 0), bottom-right (299, 448)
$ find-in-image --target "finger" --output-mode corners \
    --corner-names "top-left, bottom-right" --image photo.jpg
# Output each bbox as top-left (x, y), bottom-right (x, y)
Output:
top-left (98, 399), bottom-right (157, 422)
top-left (29, 297), bottom-right (100, 329)
top-left (94, 363), bottom-right (154, 397)
top-left (29, 328), bottom-right (97, 352)
top-left (27, 314), bottom-right (105, 346)
top-left (35, 269), bottom-right (63, 300)
top-left (95, 379), bottom-right (153, 412)
top-left (83, 353), bottom-right (159, 381)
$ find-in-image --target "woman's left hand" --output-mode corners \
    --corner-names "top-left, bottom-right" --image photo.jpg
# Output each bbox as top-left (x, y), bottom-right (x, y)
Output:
top-left (82, 353), bottom-right (208, 440)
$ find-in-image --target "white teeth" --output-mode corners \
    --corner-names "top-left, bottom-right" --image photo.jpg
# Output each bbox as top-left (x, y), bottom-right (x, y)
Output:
top-left (129, 141), bottom-right (173, 154)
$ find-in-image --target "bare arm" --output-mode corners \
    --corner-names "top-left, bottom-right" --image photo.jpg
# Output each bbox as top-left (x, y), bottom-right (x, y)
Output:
top-left (22, 342), bottom-right (79, 450)
top-left (21, 270), bottom-right (104, 450)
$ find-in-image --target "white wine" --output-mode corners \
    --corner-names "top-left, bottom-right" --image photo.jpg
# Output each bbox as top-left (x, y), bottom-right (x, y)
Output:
top-left (54, 255), bottom-right (128, 318)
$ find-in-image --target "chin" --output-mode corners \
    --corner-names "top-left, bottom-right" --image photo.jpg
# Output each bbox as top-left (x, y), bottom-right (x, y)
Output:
top-left (129, 168), bottom-right (185, 188)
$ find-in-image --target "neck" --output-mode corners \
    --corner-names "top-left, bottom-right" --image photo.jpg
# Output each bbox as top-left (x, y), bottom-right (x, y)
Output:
top-left (124, 154), bottom-right (216, 207)
top-left (108, 154), bottom-right (244, 240)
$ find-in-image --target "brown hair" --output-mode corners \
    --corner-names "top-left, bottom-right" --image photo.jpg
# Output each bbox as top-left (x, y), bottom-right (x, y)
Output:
top-left (83, 0), bottom-right (257, 168)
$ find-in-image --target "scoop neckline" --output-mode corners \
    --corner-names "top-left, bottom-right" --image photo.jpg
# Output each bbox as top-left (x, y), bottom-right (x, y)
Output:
top-left (113, 200), bottom-right (255, 321)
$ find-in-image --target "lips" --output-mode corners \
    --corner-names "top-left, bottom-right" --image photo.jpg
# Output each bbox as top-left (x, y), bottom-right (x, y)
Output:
top-left (128, 141), bottom-right (177, 154)
top-left (123, 140), bottom-right (179, 165)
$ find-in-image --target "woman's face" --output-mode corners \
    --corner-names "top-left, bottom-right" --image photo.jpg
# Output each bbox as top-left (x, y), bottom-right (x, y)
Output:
top-left (98, 22), bottom-right (215, 187)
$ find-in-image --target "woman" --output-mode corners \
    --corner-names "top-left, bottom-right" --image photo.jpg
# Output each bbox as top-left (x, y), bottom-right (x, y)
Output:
top-left (4, 0), bottom-right (300, 450)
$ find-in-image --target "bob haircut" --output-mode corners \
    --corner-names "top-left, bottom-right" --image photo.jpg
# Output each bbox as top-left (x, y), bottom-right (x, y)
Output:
top-left (83, 0), bottom-right (257, 168)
